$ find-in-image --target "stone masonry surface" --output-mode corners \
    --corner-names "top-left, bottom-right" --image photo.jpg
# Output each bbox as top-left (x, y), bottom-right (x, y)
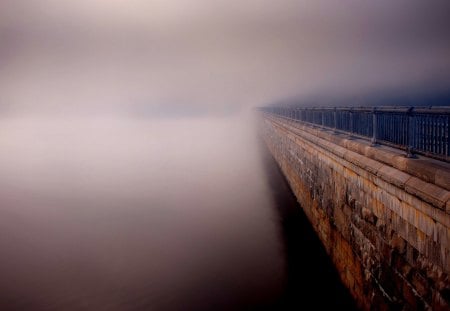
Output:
top-left (260, 114), bottom-right (449, 310)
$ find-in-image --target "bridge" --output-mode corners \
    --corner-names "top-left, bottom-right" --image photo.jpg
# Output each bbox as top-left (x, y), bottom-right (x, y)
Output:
top-left (258, 106), bottom-right (449, 310)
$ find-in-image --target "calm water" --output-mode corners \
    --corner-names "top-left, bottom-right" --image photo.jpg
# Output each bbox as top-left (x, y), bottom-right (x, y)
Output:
top-left (0, 114), bottom-right (355, 310)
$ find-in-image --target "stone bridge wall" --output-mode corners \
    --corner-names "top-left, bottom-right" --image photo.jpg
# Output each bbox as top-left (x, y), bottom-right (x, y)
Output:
top-left (260, 114), bottom-right (449, 310)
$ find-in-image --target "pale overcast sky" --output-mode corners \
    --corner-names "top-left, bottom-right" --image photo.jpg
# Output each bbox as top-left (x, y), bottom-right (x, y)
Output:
top-left (1, 0), bottom-right (449, 115)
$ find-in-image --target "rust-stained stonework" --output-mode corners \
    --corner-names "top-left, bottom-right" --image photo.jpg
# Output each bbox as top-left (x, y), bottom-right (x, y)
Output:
top-left (260, 114), bottom-right (449, 310)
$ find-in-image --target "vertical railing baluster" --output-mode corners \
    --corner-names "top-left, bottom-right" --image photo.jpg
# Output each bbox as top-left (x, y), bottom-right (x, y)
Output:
top-left (442, 116), bottom-right (445, 156)
top-left (333, 108), bottom-right (337, 133)
top-left (446, 115), bottom-right (449, 156)
top-left (371, 108), bottom-right (378, 146)
top-left (418, 115), bottom-right (422, 151)
top-left (348, 109), bottom-right (354, 138)
top-left (404, 115), bottom-right (413, 146)
top-left (439, 116), bottom-right (443, 155)
top-left (436, 116), bottom-right (440, 155)
top-left (406, 107), bottom-right (415, 158)
top-left (422, 115), bottom-right (425, 151)
top-left (434, 116), bottom-right (437, 154)
top-left (430, 116), bottom-right (434, 152)
top-left (349, 110), bottom-right (353, 134)
top-left (427, 115), bottom-right (430, 152)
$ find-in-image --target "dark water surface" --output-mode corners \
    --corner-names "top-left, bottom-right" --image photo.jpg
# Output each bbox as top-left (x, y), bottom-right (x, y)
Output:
top-left (0, 114), bottom-right (355, 310)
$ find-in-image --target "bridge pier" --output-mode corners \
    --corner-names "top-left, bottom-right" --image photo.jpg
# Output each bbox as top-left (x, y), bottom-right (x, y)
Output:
top-left (260, 113), bottom-right (449, 310)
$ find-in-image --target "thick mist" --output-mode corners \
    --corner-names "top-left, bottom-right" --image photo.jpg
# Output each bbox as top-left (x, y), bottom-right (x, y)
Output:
top-left (0, 113), bottom-right (288, 310)
top-left (1, 0), bottom-right (449, 115)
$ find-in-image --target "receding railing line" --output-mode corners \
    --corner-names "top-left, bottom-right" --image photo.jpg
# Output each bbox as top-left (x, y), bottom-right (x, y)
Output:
top-left (259, 106), bottom-right (450, 162)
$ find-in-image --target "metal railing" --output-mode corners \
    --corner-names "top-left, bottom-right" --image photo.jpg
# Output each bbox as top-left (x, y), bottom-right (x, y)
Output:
top-left (259, 106), bottom-right (450, 161)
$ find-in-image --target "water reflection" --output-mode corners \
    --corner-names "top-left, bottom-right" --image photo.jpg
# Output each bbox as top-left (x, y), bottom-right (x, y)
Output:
top-left (0, 114), bottom-right (353, 310)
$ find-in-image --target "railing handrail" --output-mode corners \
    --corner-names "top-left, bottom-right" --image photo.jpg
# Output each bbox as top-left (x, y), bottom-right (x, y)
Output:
top-left (258, 106), bottom-right (450, 162)
top-left (264, 106), bottom-right (450, 114)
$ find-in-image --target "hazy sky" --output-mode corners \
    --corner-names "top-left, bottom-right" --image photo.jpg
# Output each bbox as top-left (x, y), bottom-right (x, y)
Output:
top-left (1, 0), bottom-right (449, 115)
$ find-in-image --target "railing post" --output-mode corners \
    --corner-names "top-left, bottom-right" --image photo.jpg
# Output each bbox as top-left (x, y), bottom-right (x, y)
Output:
top-left (321, 110), bottom-right (325, 128)
top-left (371, 107), bottom-right (378, 146)
top-left (347, 109), bottom-right (354, 139)
top-left (406, 107), bottom-right (416, 158)
top-left (350, 109), bottom-right (353, 133)
top-left (447, 115), bottom-right (450, 157)
top-left (333, 108), bottom-right (337, 133)
top-left (310, 109), bottom-right (315, 127)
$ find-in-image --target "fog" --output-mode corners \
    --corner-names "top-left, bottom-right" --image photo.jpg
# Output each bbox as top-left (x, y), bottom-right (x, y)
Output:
top-left (0, 114), bottom-right (291, 310)
top-left (1, 1), bottom-right (449, 115)
top-left (0, 1), bottom-right (448, 309)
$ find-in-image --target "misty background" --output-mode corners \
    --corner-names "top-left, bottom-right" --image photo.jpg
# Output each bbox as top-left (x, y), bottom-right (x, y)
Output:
top-left (1, 0), bottom-right (449, 115)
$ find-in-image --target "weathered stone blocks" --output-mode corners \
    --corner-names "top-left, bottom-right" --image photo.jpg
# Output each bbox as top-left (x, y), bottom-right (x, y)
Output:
top-left (260, 114), bottom-right (449, 310)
